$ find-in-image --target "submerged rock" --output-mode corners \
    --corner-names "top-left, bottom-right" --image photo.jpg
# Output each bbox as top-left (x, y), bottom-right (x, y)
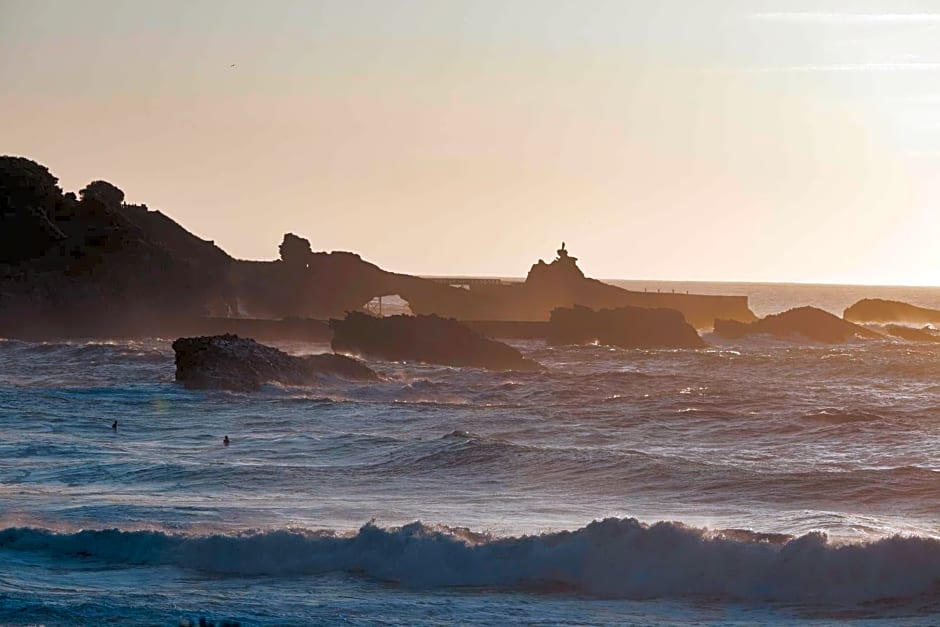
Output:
top-left (844, 298), bottom-right (940, 326)
top-left (877, 324), bottom-right (940, 343)
top-left (172, 334), bottom-right (377, 391)
top-left (329, 312), bottom-right (542, 371)
top-left (546, 305), bottom-right (706, 349)
top-left (714, 306), bottom-right (882, 344)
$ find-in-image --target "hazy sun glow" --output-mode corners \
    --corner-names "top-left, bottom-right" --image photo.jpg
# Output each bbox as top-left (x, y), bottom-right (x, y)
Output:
top-left (2, 0), bottom-right (939, 284)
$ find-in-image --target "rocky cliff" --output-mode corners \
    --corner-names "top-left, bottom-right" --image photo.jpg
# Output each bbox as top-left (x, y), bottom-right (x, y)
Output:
top-left (0, 157), bottom-right (235, 336)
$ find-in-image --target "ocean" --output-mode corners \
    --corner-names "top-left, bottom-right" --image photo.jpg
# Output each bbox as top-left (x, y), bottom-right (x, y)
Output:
top-left (3, 282), bottom-right (940, 626)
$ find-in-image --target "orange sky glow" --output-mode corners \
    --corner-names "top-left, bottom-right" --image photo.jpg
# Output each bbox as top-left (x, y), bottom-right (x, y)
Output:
top-left (2, 0), bottom-right (939, 284)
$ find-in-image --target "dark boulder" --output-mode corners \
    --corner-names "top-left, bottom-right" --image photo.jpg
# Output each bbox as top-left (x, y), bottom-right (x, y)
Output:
top-left (329, 312), bottom-right (543, 371)
top-left (547, 305), bottom-right (706, 349)
top-left (172, 334), bottom-right (377, 391)
top-left (714, 306), bottom-right (882, 344)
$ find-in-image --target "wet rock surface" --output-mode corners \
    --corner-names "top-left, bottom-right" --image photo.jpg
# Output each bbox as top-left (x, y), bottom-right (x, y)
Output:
top-left (172, 334), bottom-right (377, 391)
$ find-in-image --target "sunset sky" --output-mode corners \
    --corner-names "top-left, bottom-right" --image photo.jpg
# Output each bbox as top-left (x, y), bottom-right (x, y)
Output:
top-left (3, 0), bottom-right (940, 284)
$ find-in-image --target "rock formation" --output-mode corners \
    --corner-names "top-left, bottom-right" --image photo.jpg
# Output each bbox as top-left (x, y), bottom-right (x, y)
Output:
top-left (401, 244), bottom-right (756, 328)
top-left (230, 235), bottom-right (411, 320)
top-left (547, 305), bottom-right (706, 349)
top-left (876, 324), bottom-right (940, 343)
top-left (329, 312), bottom-right (543, 371)
top-left (714, 307), bottom-right (882, 344)
top-left (844, 299), bottom-right (940, 326)
top-left (172, 334), bottom-right (377, 391)
top-left (0, 157), bottom-right (416, 334)
top-left (1, 156), bottom-right (757, 339)
top-left (228, 238), bottom-right (758, 327)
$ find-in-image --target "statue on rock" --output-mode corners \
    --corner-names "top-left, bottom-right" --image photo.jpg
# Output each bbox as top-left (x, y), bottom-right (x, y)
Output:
top-left (556, 241), bottom-right (577, 264)
top-left (526, 241), bottom-right (584, 284)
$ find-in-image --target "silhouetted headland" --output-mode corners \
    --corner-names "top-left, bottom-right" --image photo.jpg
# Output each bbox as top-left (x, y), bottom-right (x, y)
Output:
top-left (172, 334), bottom-right (377, 391)
top-left (844, 298), bottom-right (940, 326)
top-left (330, 312), bottom-right (543, 371)
top-left (1, 157), bottom-right (232, 337)
top-left (404, 243), bottom-right (756, 328)
top-left (714, 306), bottom-right (882, 344)
top-left (547, 305), bottom-right (706, 349)
top-left (0, 156), bottom-right (754, 340)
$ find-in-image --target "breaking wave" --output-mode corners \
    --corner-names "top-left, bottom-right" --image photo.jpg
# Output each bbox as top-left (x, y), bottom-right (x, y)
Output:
top-left (4, 518), bottom-right (940, 605)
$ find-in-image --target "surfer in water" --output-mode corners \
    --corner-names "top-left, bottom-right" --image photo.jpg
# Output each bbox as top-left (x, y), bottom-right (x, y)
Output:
top-left (112, 420), bottom-right (118, 431)
top-left (223, 435), bottom-right (230, 446)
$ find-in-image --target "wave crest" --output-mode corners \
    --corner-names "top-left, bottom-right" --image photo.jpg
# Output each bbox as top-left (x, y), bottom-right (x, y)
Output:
top-left (4, 518), bottom-right (940, 605)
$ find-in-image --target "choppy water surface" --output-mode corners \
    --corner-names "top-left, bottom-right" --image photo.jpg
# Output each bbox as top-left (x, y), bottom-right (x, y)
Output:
top-left (3, 284), bottom-right (940, 625)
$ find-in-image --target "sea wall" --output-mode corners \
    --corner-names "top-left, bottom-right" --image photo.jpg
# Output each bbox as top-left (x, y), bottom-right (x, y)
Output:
top-left (611, 291), bottom-right (755, 329)
top-left (0, 316), bottom-right (332, 343)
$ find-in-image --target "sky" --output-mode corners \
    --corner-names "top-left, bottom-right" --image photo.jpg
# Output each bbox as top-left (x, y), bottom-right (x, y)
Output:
top-left (2, 0), bottom-right (939, 284)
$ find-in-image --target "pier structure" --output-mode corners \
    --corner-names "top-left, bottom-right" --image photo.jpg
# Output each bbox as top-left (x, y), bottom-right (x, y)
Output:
top-left (424, 277), bottom-right (507, 289)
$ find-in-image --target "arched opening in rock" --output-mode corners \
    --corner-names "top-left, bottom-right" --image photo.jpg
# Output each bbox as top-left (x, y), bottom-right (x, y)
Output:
top-left (362, 294), bottom-right (413, 317)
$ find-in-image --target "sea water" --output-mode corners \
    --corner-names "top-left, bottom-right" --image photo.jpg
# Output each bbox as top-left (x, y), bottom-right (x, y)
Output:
top-left (3, 283), bottom-right (940, 625)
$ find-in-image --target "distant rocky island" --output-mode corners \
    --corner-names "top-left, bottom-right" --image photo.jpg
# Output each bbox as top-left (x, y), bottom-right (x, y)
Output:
top-left (0, 156), bottom-right (756, 339)
top-left (404, 243), bottom-right (757, 328)
top-left (844, 298), bottom-right (940, 326)
top-left (714, 307), bottom-right (882, 344)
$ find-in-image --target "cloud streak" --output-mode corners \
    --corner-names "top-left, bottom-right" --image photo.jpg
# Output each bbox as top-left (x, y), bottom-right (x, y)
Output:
top-left (747, 12), bottom-right (940, 24)
top-left (707, 63), bottom-right (940, 74)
